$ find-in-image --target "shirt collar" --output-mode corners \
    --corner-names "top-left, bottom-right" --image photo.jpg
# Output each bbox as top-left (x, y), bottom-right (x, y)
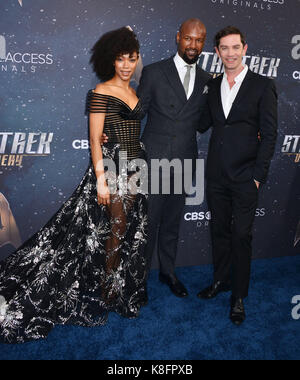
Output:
top-left (174, 52), bottom-right (197, 70)
top-left (223, 65), bottom-right (248, 83)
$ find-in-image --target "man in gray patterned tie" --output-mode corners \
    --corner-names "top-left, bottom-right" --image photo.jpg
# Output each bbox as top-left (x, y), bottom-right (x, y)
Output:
top-left (136, 19), bottom-right (211, 300)
top-left (183, 65), bottom-right (193, 97)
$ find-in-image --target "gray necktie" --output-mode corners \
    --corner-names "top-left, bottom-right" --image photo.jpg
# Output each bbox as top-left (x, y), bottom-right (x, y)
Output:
top-left (183, 65), bottom-right (192, 97)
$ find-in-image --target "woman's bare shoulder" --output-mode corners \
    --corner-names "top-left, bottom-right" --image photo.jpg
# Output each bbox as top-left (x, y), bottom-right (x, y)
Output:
top-left (93, 83), bottom-right (111, 95)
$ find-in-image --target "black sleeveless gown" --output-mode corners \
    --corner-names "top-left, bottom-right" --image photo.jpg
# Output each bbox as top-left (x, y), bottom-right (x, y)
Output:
top-left (0, 91), bottom-right (148, 344)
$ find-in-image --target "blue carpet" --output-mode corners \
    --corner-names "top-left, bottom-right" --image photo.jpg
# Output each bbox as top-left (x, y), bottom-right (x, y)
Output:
top-left (0, 255), bottom-right (299, 360)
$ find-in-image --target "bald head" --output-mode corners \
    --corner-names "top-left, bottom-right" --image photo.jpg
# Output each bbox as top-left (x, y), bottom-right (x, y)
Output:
top-left (179, 18), bottom-right (206, 35)
top-left (177, 18), bottom-right (207, 64)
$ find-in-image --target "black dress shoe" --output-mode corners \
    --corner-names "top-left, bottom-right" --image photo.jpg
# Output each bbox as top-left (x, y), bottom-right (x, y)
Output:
top-left (230, 297), bottom-right (246, 326)
top-left (197, 281), bottom-right (231, 299)
top-left (159, 273), bottom-right (188, 298)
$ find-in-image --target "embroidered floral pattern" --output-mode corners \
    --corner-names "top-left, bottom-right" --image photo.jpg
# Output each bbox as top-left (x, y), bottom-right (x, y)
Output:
top-left (0, 93), bottom-right (148, 344)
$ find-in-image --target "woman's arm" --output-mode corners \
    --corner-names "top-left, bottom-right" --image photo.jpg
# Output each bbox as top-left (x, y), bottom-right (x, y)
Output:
top-left (89, 88), bottom-right (110, 205)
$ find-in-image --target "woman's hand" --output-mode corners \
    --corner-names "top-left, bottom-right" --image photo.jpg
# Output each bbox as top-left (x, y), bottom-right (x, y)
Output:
top-left (100, 133), bottom-right (109, 145)
top-left (97, 181), bottom-right (110, 206)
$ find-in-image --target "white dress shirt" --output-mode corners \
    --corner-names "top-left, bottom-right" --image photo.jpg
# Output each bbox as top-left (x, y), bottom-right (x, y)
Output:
top-left (221, 65), bottom-right (248, 119)
top-left (174, 52), bottom-right (196, 100)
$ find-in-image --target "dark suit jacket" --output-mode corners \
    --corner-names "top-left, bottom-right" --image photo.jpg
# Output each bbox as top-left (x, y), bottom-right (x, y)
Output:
top-left (137, 57), bottom-right (211, 162)
top-left (199, 70), bottom-right (278, 184)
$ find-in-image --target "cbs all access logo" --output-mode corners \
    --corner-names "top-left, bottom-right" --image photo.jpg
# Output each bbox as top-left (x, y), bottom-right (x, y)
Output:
top-left (209, 0), bottom-right (285, 12)
top-left (291, 35), bottom-right (300, 80)
top-left (184, 208), bottom-right (266, 228)
top-left (0, 34), bottom-right (54, 74)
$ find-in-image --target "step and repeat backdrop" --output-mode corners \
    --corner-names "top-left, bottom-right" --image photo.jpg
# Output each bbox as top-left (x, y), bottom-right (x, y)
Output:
top-left (0, 0), bottom-right (299, 266)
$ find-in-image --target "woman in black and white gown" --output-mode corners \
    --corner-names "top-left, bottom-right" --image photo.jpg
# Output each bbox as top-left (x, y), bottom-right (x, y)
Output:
top-left (0, 27), bottom-right (148, 344)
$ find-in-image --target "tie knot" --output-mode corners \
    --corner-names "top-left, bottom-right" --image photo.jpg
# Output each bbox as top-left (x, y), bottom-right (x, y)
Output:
top-left (185, 65), bottom-right (192, 71)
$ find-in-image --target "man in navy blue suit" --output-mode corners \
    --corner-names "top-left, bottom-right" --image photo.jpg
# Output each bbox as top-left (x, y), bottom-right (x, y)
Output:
top-left (137, 19), bottom-right (211, 299)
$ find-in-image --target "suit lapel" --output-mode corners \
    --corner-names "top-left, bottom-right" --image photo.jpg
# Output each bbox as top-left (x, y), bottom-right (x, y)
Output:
top-left (177, 66), bottom-right (207, 117)
top-left (226, 70), bottom-right (253, 121)
top-left (161, 57), bottom-right (187, 104)
top-left (213, 74), bottom-right (227, 122)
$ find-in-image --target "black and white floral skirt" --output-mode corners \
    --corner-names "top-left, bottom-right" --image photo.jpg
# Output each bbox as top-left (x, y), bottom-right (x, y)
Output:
top-left (0, 143), bottom-right (148, 344)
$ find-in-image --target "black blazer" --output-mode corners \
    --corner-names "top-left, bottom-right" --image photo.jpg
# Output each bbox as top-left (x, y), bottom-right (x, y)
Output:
top-left (137, 57), bottom-right (211, 162)
top-left (199, 70), bottom-right (278, 184)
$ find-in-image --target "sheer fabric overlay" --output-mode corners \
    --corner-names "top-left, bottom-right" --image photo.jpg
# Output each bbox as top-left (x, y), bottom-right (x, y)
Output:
top-left (0, 91), bottom-right (148, 343)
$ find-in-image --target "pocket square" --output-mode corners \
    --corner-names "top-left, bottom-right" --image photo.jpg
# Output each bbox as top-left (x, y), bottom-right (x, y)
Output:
top-left (202, 85), bottom-right (209, 95)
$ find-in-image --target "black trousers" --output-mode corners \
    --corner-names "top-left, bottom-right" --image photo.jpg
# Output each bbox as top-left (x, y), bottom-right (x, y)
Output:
top-left (145, 170), bottom-right (187, 276)
top-left (207, 177), bottom-right (259, 299)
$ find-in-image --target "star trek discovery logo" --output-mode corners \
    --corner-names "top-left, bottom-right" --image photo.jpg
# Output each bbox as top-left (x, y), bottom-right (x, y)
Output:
top-left (0, 133), bottom-right (53, 167)
top-left (282, 136), bottom-right (300, 163)
top-left (199, 52), bottom-right (280, 78)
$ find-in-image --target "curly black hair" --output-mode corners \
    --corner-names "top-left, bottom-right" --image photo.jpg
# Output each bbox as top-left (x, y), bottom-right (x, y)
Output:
top-left (90, 27), bottom-right (140, 81)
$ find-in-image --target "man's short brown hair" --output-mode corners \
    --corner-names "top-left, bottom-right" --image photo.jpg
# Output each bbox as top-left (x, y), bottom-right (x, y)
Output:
top-left (214, 26), bottom-right (246, 48)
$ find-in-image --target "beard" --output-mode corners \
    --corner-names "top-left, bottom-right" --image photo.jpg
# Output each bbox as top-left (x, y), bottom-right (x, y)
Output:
top-left (182, 51), bottom-right (200, 65)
